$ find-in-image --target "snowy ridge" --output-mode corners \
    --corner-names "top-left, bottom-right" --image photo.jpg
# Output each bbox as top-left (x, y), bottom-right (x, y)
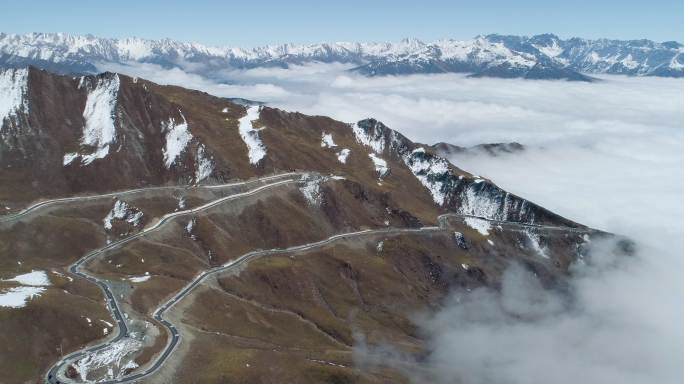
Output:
top-left (0, 67), bottom-right (29, 129)
top-left (353, 119), bottom-right (454, 205)
top-left (238, 105), bottom-right (267, 165)
top-left (459, 182), bottom-right (518, 221)
top-left (456, 180), bottom-right (542, 225)
top-left (0, 32), bottom-right (432, 66)
top-left (1, 32), bottom-right (682, 79)
top-left (162, 112), bottom-right (192, 168)
top-left (351, 122), bottom-right (386, 154)
top-left (352, 118), bottom-right (577, 227)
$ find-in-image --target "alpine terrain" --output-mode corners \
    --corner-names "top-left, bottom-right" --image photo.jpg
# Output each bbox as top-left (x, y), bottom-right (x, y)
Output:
top-left (0, 67), bottom-right (630, 383)
top-left (0, 32), bottom-right (682, 81)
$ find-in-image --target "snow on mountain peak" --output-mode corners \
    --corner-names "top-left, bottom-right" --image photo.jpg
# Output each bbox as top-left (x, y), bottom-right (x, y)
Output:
top-left (0, 32), bottom-right (682, 80)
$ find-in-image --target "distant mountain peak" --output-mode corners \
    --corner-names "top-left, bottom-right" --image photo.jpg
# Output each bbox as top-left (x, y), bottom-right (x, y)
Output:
top-left (0, 32), bottom-right (682, 81)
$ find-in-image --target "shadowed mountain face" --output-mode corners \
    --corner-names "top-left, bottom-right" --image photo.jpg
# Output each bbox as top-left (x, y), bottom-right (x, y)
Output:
top-left (0, 67), bottom-right (626, 383)
top-left (0, 33), bottom-right (682, 81)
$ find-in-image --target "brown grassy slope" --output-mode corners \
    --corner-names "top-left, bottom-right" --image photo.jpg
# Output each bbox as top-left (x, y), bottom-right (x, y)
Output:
top-left (153, 211), bottom-right (596, 383)
top-left (163, 232), bottom-right (463, 383)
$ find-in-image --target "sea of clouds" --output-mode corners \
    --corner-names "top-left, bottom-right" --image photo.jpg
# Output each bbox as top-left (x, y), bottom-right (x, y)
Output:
top-left (99, 61), bottom-right (684, 383)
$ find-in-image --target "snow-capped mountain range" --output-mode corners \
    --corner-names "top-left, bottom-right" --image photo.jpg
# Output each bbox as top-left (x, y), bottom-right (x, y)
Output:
top-left (0, 32), bottom-right (682, 81)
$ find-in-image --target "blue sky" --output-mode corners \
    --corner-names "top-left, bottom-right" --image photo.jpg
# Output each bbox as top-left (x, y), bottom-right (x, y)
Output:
top-left (1, 0), bottom-right (682, 46)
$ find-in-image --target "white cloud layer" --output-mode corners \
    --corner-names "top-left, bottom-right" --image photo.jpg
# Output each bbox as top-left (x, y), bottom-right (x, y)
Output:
top-left (96, 61), bottom-right (684, 384)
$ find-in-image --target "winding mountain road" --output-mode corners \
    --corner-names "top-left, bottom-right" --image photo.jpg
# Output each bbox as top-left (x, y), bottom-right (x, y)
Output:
top-left (42, 176), bottom-right (593, 384)
top-left (0, 172), bottom-right (299, 224)
top-left (438, 213), bottom-right (595, 234)
top-left (44, 173), bottom-right (306, 384)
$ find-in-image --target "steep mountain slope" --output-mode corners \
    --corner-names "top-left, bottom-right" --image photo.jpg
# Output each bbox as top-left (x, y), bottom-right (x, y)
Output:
top-left (0, 32), bottom-right (682, 81)
top-left (0, 67), bottom-right (627, 384)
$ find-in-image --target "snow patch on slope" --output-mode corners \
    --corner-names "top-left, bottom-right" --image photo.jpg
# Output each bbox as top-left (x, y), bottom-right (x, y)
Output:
top-left (4, 270), bottom-right (51, 286)
top-left (238, 105), bottom-right (267, 165)
top-left (0, 287), bottom-right (45, 308)
top-left (103, 200), bottom-right (143, 230)
top-left (129, 275), bottom-right (150, 283)
top-left (300, 175), bottom-right (322, 205)
top-left (74, 337), bottom-right (142, 382)
top-left (322, 131), bottom-right (348, 163)
top-left (321, 132), bottom-right (337, 148)
top-left (0, 269), bottom-right (51, 308)
top-left (368, 153), bottom-right (389, 178)
top-left (0, 68), bottom-right (29, 129)
top-left (459, 184), bottom-right (504, 219)
top-left (526, 231), bottom-right (549, 258)
top-left (63, 153), bottom-right (79, 166)
top-left (337, 148), bottom-right (350, 164)
top-left (463, 217), bottom-right (492, 236)
top-left (80, 74), bottom-right (120, 165)
top-left (162, 112), bottom-right (192, 168)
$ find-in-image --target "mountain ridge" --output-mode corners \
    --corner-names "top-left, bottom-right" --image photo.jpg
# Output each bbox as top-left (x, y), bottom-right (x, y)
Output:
top-left (1, 66), bottom-right (580, 229)
top-left (0, 32), bottom-right (682, 81)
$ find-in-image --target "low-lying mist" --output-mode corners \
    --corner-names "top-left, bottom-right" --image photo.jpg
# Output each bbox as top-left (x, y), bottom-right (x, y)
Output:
top-left (98, 61), bottom-right (684, 383)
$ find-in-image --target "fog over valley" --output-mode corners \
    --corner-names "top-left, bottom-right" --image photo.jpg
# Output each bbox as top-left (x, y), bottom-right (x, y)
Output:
top-left (93, 61), bottom-right (684, 383)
